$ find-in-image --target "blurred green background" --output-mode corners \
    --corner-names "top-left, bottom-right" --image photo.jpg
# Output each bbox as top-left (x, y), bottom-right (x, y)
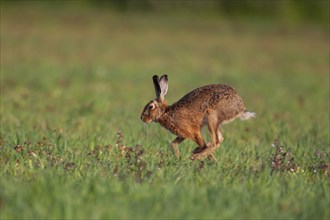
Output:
top-left (0, 1), bottom-right (329, 219)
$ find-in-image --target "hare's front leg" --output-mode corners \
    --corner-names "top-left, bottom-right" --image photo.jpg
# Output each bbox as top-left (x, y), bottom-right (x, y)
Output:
top-left (190, 121), bottom-right (222, 161)
top-left (191, 131), bottom-right (208, 154)
top-left (170, 136), bottom-right (185, 158)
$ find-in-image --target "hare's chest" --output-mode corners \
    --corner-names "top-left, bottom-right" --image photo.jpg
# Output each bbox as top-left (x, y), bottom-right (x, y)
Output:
top-left (158, 115), bottom-right (192, 139)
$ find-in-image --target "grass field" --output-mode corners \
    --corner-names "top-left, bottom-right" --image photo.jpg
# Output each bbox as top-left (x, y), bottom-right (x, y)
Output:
top-left (1, 4), bottom-right (329, 219)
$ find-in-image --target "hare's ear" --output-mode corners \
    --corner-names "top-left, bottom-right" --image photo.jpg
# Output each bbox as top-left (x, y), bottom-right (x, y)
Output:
top-left (153, 75), bottom-right (161, 98)
top-left (158, 74), bottom-right (168, 100)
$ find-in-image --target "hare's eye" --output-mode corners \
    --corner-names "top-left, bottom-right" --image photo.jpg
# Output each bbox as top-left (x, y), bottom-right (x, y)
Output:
top-left (148, 105), bottom-right (154, 110)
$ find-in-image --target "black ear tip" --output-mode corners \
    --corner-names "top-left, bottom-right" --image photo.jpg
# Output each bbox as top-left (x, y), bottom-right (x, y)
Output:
top-left (153, 75), bottom-right (159, 80)
top-left (160, 74), bottom-right (168, 81)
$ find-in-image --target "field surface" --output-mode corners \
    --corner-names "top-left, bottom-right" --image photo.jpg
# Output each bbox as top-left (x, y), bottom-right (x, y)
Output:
top-left (1, 4), bottom-right (329, 219)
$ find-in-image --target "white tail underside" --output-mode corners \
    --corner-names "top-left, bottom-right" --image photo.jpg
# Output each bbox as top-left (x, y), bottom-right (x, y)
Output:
top-left (239, 110), bottom-right (256, 120)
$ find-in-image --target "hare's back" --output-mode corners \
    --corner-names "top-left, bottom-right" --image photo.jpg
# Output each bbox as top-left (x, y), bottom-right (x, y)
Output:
top-left (174, 84), bottom-right (245, 113)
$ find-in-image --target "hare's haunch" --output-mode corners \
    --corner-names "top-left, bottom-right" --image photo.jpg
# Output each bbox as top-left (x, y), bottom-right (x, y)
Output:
top-left (140, 75), bottom-right (255, 160)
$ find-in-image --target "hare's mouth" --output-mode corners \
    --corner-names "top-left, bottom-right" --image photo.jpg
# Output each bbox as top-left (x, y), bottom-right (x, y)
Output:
top-left (144, 118), bottom-right (152, 124)
top-left (141, 116), bottom-right (152, 124)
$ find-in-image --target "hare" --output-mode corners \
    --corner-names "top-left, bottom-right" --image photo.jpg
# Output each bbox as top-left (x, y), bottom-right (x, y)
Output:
top-left (140, 75), bottom-right (255, 160)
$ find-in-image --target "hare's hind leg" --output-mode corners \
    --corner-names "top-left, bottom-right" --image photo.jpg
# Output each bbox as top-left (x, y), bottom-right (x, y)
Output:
top-left (206, 128), bottom-right (223, 147)
top-left (217, 128), bottom-right (224, 146)
top-left (201, 128), bottom-right (223, 161)
top-left (205, 128), bottom-right (224, 160)
top-left (207, 123), bottom-right (218, 149)
top-left (170, 137), bottom-right (185, 158)
top-left (199, 113), bottom-right (221, 149)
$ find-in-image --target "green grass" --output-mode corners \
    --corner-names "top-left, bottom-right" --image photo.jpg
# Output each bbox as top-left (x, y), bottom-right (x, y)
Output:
top-left (1, 4), bottom-right (329, 219)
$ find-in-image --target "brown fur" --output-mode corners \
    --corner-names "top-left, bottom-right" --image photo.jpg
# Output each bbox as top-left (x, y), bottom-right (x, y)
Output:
top-left (141, 75), bottom-right (255, 160)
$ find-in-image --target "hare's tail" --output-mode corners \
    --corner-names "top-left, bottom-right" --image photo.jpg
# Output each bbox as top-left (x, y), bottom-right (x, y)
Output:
top-left (239, 110), bottom-right (256, 120)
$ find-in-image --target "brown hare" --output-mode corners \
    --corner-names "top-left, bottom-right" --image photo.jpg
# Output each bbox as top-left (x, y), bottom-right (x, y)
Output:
top-left (140, 75), bottom-right (255, 160)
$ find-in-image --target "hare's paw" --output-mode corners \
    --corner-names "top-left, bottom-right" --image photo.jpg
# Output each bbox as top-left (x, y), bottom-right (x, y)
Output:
top-left (192, 146), bottom-right (207, 154)
top-left (190, 147), bottom-right (217, 160)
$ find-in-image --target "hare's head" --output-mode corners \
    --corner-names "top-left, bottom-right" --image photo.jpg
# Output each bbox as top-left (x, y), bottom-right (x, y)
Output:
top-left (140, 75), bottom-right (168, 123)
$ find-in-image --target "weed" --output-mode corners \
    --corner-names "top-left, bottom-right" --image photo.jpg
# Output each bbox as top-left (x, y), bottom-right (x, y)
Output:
top-left (270, 139), bottom-right (296, 174)
top-left (114, 130), bottom-right (152, 182)
top-left (310, 149), bottom-right (329, 177)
